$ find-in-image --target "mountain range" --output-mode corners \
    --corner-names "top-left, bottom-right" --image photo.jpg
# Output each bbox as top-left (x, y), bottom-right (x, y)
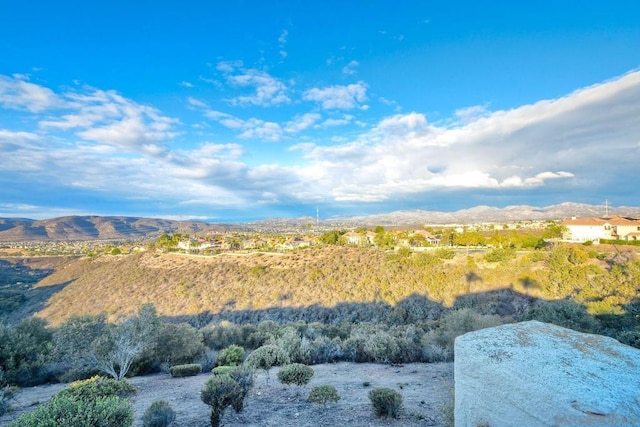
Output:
top-left (1, 202), bottom-right (638, 242)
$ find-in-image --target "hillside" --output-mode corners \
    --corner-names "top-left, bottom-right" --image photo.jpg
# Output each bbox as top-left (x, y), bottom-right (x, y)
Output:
top-left (3, 246), bottom-right (522, 325)
top-left (1, 242), bottom-right (637, 329)
top-left (0, 216), bottom-right (235, 242)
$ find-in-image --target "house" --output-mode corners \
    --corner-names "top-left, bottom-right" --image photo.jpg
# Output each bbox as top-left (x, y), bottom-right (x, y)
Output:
top-left (562, 216), bottom-right (640, 242)
top-left (278, 236), bottom-right (315, 251)
top-left (343, 231), bottom-right (377, 246)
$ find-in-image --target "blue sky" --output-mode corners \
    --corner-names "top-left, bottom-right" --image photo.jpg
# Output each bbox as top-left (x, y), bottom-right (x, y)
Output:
top-left (1, 1), bottom-right (639, 221)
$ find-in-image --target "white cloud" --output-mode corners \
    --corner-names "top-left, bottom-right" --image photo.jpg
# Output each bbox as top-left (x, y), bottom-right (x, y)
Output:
top-left (2, 69), bottom-right (639, 215)
top-left (303, 82), bottom-right (368, 110)
top-left (0, 74), bottom-right (62, 112)
top-left (0, 129), bottom-right (41, 141)
top-left (180, 81), bottom-right (195, 88)
top-left (342, 60), bottom-right (359, 75)
top-left (38, 88), bottom-right (180, 153)
top-left (285, 113), bottom-right (321, 133)
top-left (187, 97), bottom-right (208, 108)
top-left (217, 61), bottom-right (290, 107)
top-left (278, 29), bottom-right (288, 58)
top-left (291, 70), bottom-right (640, 202)
top-left (238, 119), bottom-right (282, 141)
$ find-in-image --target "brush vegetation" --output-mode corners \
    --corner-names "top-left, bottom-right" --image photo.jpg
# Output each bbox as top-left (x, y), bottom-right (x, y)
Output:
top-left (0, 244), bottom-right (639, 393)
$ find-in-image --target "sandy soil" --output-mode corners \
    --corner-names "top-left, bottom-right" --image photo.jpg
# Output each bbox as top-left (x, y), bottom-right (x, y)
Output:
top-left (1, 362), bottom-right (453, 427)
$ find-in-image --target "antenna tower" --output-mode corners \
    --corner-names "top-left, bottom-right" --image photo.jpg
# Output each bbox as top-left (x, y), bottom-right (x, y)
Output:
top-left (604, 200), bottom-right (610, 218)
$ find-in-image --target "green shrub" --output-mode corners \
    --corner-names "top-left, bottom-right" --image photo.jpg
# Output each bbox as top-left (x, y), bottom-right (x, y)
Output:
top-left (200, 375), bottom-right (242, 427)
top-left (308, 385), bottom-right (340, 405)
top-left (616, 330), bottom-right (640, 349)
top-left (9, 395), bottom-right (133, 427)
top-left (216, 345), bottom-right (244, 367)
top-left (434, 248), bottom-right (455, 260)
top-left (142, 400), bottom-right (176, 427)
top-left (277, 363), bottom-right (314, 387)
top-left (0, 317), bottom-right (54, 387)
top-left (212, 365), bottom-right (235, 376)
top-left (155, 323), bottom-right (206, 366)
top-left (484, 247), bottom-right (516, 263)
top-left (56, 376), bottom-right (137, 401)
top-left (169, 364), bottom-right (202, 377)
top-left (368, 387), bottom-right (403, 418)
top-left (227, 365), bottom-right (255, 412)
top-left (299, 336), bottom-right (344, 364)
top-left (523, 300), bottom-right (600, 333)
top-left (363, 331), bottom-right (401, 363)
top-left (244, 344), bottom-right (290, 382)
top-left (422, 309), bottom-right (502, 361)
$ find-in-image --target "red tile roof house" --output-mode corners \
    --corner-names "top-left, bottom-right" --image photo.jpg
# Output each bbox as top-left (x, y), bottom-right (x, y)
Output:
top-left (562, 216), bottom-right (640, 242)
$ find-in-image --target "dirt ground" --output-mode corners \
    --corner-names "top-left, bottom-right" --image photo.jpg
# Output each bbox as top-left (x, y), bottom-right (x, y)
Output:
top-left (1, 362), bottom-right (454, 427)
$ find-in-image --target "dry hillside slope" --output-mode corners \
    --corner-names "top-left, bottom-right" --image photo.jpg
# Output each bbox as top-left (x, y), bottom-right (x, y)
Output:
top-left (26, 246), bottom-right (537, 325)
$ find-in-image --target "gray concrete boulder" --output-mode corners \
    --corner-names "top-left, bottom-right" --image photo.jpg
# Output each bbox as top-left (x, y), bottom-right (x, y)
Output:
top-left (455, 320), bottom-right (640, 426)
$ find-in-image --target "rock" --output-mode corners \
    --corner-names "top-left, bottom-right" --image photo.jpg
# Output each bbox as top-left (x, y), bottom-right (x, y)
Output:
top-left (454, 320), bottom-right (640, 427)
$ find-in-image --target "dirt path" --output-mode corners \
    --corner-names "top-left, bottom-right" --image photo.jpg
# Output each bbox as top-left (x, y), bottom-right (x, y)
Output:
top-left (1, 362), bottom-right (453, 427)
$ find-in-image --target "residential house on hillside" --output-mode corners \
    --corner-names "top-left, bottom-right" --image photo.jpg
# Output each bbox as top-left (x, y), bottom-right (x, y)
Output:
top-left (278, 236), bottom-right (315, 251)
top-left (343, 231), bottom-right (377, 246)
top-left (562, 216), bottom-right (640, 242)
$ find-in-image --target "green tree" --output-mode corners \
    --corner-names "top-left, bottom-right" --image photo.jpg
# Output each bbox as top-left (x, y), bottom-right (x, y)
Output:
top-left (543, 222), bottom-right (566, 239)
top-left (319, 230), bottom-right (345, 245)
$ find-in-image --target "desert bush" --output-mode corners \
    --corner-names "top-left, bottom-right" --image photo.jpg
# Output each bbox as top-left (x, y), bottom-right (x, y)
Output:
top-left (616, 330), bottom-right (640, 349)
top-left (212, 365), bottom-right (235, 376)
top-left (523, 300), bottom-right (600, 333)
top-left (434, 248), bottom-right (455, 260)
top-left (198, 349), bottom-right (219, 373)
top-left (57, 375), bottom-right (136, 401)
top-left (244, 344), bottom-right (290, 382)
top-left (9, 395), bottom-right (134, 427)
top-left (369, 387), bottom-right (403, 418)
top-left (420, 309), bottom-right (502, 361)
top-left (200, 375), bottom-right (242, 427)
top-left (227, 365), bottom-right (255, 412)
top-left (142, 400), bottom-right (176, 427)
top-left (155, 322), bottom-right (206, 366)
top-left (169, 364), bottom-right (202, 377)
top-left (363, 331), bottom-right (401, 364)
top-left (216, 344), bottom-right (244, 367)
top-left (268, 326), bottom-right (302, 361)
top-left (0, 317), bottom-right (54, 386)
top-left (484, 247), bottom-right (516, 263)
top-left (308, 384), bottom-right (340, 405)
top-left (299, 336), bottom-right (344, 364)
top-left (277, 363), bottom-right (314, 387)
top-left (53, 314), bottom-right (107, 381)
top-left (201, 322), bottom-right (245, 350)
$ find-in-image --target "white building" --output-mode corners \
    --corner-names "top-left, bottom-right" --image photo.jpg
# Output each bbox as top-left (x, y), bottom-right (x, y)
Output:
top-left (563, 216), bottom-right (640, 242)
